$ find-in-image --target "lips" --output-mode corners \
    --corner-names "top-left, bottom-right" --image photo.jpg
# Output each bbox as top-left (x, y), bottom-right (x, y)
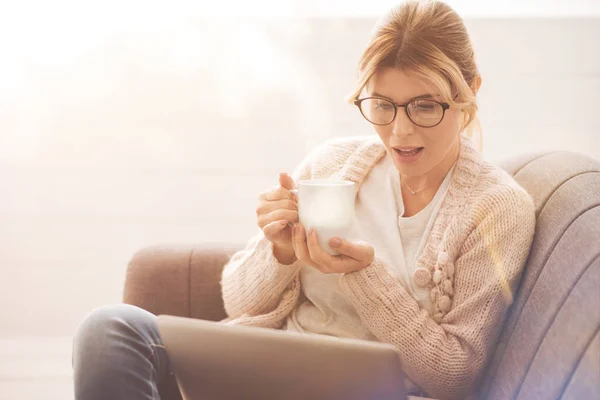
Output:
top-left (396, 148), bottom-right (423, 155)
top-left (393, 146), bottom-right (424, 153)
top-left (392, 146), bottom-right (424, 164)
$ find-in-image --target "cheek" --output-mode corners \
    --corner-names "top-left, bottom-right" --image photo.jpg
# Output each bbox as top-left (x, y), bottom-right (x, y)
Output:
top-left (420, 114), bottom-right (461, 153)
top-left (445, 109), bottom-right (463, 131)
top-left (433, 111), bottom-right (461, 141)
top-left (373, 125), bottom-right (390, 141)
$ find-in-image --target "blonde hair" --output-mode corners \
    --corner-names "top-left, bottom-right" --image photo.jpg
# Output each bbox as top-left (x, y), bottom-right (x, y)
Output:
top-left (349, 0), bottom-right (482, 150)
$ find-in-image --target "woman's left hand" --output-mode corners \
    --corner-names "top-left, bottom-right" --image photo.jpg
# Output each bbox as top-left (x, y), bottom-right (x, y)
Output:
top-left (291, 223), bottom-right (374, 274)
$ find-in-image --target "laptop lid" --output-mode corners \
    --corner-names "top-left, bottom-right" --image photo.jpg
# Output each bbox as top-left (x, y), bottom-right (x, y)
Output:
top-left (157, 314), bottom-right (406, 400)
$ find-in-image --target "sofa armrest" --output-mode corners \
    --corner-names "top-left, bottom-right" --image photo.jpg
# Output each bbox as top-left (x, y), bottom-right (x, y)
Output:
top-left (406, 396), bottom-right (438, 400)
top-left (123, 243), bottom-right (242, 321)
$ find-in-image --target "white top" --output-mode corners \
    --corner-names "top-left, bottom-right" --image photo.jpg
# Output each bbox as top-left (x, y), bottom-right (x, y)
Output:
top-left (285, 153), bottom-right (456, 339)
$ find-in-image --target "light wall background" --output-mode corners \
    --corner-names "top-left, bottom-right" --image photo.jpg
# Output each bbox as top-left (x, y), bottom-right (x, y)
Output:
top-left (1, 2), bottom-right (599, 338)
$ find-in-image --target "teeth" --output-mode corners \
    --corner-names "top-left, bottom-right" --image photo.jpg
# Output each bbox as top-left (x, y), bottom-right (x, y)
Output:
top-left (398, 148), bottom-right (420, 154)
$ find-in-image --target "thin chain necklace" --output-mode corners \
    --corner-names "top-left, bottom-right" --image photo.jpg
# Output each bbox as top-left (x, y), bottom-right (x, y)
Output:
top-left (401, 177), bottom-right (430, 196)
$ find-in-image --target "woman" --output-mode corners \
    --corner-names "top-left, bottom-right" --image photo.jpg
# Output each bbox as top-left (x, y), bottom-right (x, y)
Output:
top-left (72, 1), bottom-right (536, 399)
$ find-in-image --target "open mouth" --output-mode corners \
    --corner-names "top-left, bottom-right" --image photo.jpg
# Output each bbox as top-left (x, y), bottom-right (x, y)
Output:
top-left (393, 147), bottom-right (424, 163)
top-left (395, 147), bottom-right (424, 156)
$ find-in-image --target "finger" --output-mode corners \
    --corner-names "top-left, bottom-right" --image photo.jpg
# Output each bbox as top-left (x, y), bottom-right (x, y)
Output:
top-left (262, 220), bottom-right (289, 238)
top-left (257, 209), bottom-right (299, 229)
top-left (259, 185), bottom-right (296, 202)
top-left (304, 228), bottom-right (336, 273)
top-left (292, 224), bottom-right (310, 262)
top-left (291, 224), bottom-right (298, 256)
top-left (305, 229), bottom-right (362, 274)
top-left (256, 198), bottom-right (297, 217)
top-left (293, 225), bottom-right (321, 270)
top-left (329, 238), bottom-right (375, 264)
top-left (279, 172), bottom-right (297, 191)
top-left (305, 231), bottom-right (367, 274)
top-left (305, 229), bottom-right (334, 273)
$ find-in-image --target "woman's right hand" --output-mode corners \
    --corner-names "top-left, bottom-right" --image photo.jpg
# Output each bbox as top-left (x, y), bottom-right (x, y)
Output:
top-left (256, 172), bottom-right (299, 264)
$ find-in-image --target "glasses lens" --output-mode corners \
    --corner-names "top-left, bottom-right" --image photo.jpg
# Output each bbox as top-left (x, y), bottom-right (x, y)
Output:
top-left (359, 98), bottom-right (395, 125)
top-left (407, 100), bottom-right (444, 127)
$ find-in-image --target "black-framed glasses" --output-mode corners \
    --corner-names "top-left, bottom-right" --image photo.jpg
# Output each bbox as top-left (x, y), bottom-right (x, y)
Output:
top-left (354, 96), bottom-right (450, 128)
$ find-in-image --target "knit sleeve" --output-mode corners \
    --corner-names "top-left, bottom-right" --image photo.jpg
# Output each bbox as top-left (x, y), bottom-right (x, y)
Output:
top-left (338, 189), bottom-right (536, 400)
top-left (221, 234), bottom-right (304, 318)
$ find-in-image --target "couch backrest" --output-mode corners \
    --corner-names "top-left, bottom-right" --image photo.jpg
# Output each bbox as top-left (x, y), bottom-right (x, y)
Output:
top-left (479, 151), bottom-right (600, 399)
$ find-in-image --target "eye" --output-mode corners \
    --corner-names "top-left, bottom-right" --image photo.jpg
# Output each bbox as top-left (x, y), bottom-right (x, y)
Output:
top-left (374, 100), bottom-right (394, 110)
top-left (414, 101), bottom-right (435, 109)
top-left (410, 100), bottom-right (439, 113)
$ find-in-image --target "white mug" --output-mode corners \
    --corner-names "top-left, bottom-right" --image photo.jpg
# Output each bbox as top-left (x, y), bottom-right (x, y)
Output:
top-left (290, 179), bottom-right (355, 256)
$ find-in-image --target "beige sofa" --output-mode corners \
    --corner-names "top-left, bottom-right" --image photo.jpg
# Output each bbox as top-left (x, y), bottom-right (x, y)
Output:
top-left (123, 150), bottom-right (600, 399)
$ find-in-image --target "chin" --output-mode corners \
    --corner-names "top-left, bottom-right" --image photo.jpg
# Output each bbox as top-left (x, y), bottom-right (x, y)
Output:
top-left (393, 162), bottom-right (419, 176)
top-left (399, 166), bottom-right (424, 178)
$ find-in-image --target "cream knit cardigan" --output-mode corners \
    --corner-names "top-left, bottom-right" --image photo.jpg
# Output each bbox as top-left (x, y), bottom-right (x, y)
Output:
top-left (220, 134), bottom-right (536, 400)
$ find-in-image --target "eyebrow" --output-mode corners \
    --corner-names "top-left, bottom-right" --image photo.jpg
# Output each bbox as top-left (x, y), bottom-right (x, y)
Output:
top-left (371, 92), bottom-right (435, 102)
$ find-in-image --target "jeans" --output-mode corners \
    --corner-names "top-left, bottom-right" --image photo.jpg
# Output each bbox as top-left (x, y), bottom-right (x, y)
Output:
top-left (72, 303), bottom-right (183, 400)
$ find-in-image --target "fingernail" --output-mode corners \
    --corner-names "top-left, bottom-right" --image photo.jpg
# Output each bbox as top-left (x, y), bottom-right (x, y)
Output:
top-left (330, 238), bottom-right (341, 247)
top-left (279, 220), bottom-right (288, 226)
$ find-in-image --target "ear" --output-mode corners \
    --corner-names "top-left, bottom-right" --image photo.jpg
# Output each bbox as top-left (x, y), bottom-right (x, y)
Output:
top-left (471, 75), bottom-right (482, 95)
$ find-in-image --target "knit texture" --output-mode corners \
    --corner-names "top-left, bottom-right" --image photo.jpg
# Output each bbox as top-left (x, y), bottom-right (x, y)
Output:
top-left (220, 135), bottom-right (536, 400)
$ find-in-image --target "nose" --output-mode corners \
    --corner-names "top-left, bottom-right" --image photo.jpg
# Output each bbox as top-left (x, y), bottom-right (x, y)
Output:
top-left (391, 107), bottom-right (414, 137)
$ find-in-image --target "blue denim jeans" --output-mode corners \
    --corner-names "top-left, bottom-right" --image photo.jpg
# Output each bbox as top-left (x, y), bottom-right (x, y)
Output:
top-left (72, 303), bottom-right (183, 400)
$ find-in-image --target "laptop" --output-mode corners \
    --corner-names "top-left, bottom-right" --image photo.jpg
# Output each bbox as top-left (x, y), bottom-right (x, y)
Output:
top-left (156, 314), bottom-right (407, 400)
